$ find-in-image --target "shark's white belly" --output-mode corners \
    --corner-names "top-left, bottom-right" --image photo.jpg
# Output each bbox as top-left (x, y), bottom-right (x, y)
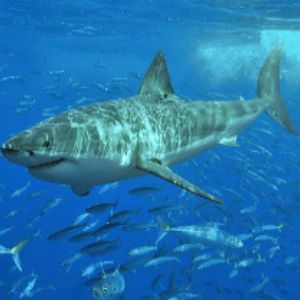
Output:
top-left (165, 135), bottom-right (220, 165)
top-left (29, 157), bottom-right (143, 189)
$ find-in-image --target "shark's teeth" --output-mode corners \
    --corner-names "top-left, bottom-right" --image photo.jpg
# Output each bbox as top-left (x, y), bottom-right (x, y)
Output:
top-left (29, 158), bottom-right (64, 170)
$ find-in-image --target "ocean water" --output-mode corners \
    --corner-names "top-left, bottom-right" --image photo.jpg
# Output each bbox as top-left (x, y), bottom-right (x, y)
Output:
top-left (0, 1), bottom-right (300, 299)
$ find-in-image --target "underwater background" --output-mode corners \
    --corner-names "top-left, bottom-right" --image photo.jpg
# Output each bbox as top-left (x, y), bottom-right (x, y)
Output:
top-left (1, 1), bottom-right (300, 299)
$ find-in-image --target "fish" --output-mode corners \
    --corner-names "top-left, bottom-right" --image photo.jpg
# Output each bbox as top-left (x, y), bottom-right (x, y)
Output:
top-left (80, 239), bottom-right (120, 255)
top-left (69, 231), bottom-right (93, 242)
top-left (10, 181), bottom-right (31, 198)
top-left (48, 223), bottom-right (87, 240)
top-left (249, 273), bottom-right (269, 293)
top-left (73, 212), bottom-right (92, 226)
top-left (2, 48), bottom-right (296, 203)
top-left (128, 186), bottom-right (162, 196)
top-left (39, 197), bottom-right (64, 216)
top-left (93, 221), bottom-right (125, 237)
top-left (144, 256), bottom-right (180, 268)
top-left (166, 291), bottom-right (204, 299)
top-left (235, 258), bottom-right (260, 269)
top-left (92, 269), bottom-right (125, 299)
top-left (158, 218), bottom-right (243, 249)
top-left (119, 258), bottom-right (148, 273)
top-left (8, 273), bottom-right (34, 295)
top-left (0, 226), bottom-right (14, 238)
top-left (128, 245), bottom-right (157, 257)
top-left (61, 252), bottom-right (84, 272)
top-left (269, 245), bottom-right (280, 259)
top-left (172, 243), bottom-right (204, 253)
top-left (98, 182), bottom-right (119, 195)
top-left (19, 272), bottom-right (38, 298)
top-left (122, 221), bottom-right (158, 232)
top-left (151, 272), bottom-right (165, 290)
top-left (148, 204), bottom-right (185, 215)
top-left (0, 75), bottom-right (25, 83)
top-left (254, 235), bottom-right (278, 243)
top-left (0, 239), bottom-right (28, 272)
top-left (107, 209), bottom-right (139, 223)
top-left (253, 224), bottom-right (284, 234)
top-left (85, 199), bottom-right (118, 214)
top-left (5, 209), bottom-right (19, 219)
top-left (197, 258), bottom-right (229, 270)
top-left (87, 244), bottom-right (120, 257)
top-left (26, 197), bottom-right (64, 229)
top-left (81, 260), bottom-right (114, 278)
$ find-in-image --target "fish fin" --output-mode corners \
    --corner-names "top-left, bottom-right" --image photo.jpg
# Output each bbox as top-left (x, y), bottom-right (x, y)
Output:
top-left (278, 223), bottom-right (284, 232)
top-left (138, 51), bottom-right (174, 97)
top-left (11, 239), bottom-right (29, 272)
top-left (257, 47), bottom-right (297, 135)
top-left (219, 135), bottom-right (239, 147)
top-left (71, 185), bottom-right (90, 196)
top-left (12, 254), bottom-right (22, 272)
top-left (157, 217), bottom-right (170, 232)
top-left (134, 158), bottom-right (222, 204)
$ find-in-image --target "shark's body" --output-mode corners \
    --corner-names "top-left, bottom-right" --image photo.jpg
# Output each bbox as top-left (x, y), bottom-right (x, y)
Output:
top-left (1, 48), bottom-right (297, 203)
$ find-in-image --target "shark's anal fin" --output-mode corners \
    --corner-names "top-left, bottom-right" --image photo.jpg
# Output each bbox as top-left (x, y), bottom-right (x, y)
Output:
top-left (135, 159), bottom-right (222, 204)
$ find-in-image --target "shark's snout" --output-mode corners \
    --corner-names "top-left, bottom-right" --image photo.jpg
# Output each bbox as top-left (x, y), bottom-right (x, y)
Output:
top-left (1, 144), bottom-right (19, 155)
top-left (1, 141), bottom-right (36, 166)
top-left (2, 142), bottom-right (34, 157)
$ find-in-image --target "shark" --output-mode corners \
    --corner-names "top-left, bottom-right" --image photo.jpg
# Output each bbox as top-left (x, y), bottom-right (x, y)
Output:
top-left (1, 48), bottom-right (297, 204)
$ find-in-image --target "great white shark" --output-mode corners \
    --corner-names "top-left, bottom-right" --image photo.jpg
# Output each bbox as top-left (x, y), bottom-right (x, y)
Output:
top-left (1, 48), bottom-right (297, 204)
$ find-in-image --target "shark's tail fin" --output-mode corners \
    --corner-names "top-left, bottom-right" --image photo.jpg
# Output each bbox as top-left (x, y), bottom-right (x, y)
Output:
top-left (257, 47), bottom-right (297, 135)
top-left (11, 239), bottom-right (29, 272)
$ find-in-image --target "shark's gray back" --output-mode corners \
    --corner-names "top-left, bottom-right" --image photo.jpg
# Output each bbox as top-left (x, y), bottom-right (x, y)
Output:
top-left (45, 92), bottom-right (261, 165)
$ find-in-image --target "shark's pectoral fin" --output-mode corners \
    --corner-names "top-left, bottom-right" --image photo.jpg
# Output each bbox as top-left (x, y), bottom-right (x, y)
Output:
top-left (134, 159), bottom-right (222, 204)
top-left (71, 185), bottom-right (90, 196)
top-left (219, 135), bottom-right (239, 147)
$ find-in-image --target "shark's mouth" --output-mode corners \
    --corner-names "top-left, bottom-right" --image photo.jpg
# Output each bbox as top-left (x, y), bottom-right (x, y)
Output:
top-left (28, 158), bottom-right (65, 170)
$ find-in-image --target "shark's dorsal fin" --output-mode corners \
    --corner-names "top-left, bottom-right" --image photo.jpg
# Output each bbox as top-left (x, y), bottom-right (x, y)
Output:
top-left (138, 51), bottom-right (174, 97)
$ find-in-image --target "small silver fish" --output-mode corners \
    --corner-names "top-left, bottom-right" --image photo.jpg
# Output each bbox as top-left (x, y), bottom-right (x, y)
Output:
top-left (92, 269), bottom-right (125, 300)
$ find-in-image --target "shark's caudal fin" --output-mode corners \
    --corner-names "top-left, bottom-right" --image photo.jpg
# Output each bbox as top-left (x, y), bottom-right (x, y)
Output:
top-left (257, 47), bottom-right (298, 135)
top-left (0, 239), bottom-right (29, 272)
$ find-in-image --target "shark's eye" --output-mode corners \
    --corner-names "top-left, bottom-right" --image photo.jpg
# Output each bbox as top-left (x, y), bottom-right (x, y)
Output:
top-left (43, 140), bottom-right (51, 148)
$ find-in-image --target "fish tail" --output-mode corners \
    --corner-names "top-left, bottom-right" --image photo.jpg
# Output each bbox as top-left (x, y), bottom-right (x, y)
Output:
top-left (157, 217), bottom-right (170, 231)
top-left (278, 223), bottom-right (284, 232)
top-left (155, 217), bottom-right (171, 246)
top-left (257, 47), bottom-right (297, 135)
top-left (11, 239), bottom-right (29, 272)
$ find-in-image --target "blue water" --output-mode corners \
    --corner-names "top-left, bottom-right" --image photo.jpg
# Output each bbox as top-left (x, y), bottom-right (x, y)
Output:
top-left (1, 1), bottom-right (300, 299)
